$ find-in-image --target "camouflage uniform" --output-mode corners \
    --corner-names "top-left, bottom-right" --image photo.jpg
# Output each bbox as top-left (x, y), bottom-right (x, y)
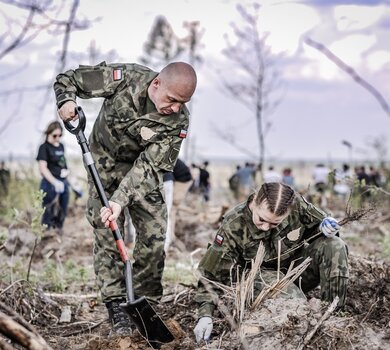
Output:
top-left (195, 194), bottom-right (349, 318)
top-left (54, 62), bottom-right (189, 302)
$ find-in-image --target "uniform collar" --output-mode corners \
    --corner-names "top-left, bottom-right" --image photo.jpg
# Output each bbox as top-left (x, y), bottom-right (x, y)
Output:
top-left (132, 71), bottom-right (158, 112)
top-left (243, 194), bottom-right (262, 237)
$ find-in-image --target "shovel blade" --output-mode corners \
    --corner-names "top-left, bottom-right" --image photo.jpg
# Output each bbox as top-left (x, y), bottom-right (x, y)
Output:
top-left (120, 297), bottom-right (174, 349)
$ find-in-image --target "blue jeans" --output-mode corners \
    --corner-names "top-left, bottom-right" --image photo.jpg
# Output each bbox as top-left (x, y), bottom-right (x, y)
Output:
top-left (40, 178), bottom-right (69, 229)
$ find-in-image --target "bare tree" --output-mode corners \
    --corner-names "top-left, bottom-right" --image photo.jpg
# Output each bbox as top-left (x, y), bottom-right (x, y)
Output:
top-left (304, 37), bottom-right (390, 119)
top-left (140, 16), bottom-right (204, 162)
top-left (181, 20), bottom-right (204, 162)
top-left (182, 21), bottom-right (204, 67)
top-left (0, 0), bottom-right (95, 132)
top-left (0, 0), bottom-right (91, 62)
top-left (0, 0), bottom-right (53, 60)
top-left (140, 16), bottom-right (203, 70)
top-left (139, 16), bottom-right (185, 70)
top-left (218, 3), bottom-right (283, 175)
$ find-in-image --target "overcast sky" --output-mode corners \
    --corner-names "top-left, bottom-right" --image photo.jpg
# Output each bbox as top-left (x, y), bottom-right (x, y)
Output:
top-left (0, 0), bottom-right (389, 164)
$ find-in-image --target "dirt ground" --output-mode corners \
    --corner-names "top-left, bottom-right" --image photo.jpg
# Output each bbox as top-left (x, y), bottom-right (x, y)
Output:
top-left (1, 186), bottom-right (390, 350)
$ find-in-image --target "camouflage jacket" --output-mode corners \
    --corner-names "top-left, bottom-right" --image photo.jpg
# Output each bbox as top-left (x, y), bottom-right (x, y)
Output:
top-left (195, 194), bottom-right (327, 318)
top-left (54, 62), bottom-right (189, 208)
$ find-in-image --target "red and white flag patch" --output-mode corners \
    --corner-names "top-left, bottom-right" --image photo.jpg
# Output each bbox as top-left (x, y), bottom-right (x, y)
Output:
top-left (179, 129), bottom-right (187, 138)
top-left (214, 234), bottom-right (224, 246)
top-left (113, 69), bottom-right (123, 81)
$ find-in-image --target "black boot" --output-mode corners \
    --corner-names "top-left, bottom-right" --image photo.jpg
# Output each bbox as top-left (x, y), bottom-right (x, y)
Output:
top-left (106, 299), bottom-right (133, 337)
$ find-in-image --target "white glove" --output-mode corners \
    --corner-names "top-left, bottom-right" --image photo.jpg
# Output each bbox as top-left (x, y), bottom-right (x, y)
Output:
top-left (52, 179), bottom-right (65, 194)
top-left (194, 316), bottom-right (213, 343)
top-left (320, 217), bottom-right (340, 237)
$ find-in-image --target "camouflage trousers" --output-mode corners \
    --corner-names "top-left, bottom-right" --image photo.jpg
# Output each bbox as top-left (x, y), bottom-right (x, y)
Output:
top-left (86, 186), bottom-right (167, 303)
top-left (256, 236), bottom-right (349, 307)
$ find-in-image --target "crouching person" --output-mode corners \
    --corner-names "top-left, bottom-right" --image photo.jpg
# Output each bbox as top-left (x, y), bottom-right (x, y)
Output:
top-left (193, 182), bottom-right (348, 343)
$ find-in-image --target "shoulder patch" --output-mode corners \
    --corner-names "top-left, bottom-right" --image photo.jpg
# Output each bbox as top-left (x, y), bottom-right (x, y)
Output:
top-left (81, 71), bottom-right (104, 91)
top-left (179, 129), bottom-right (187, 138)
top-left (214, 234), bottom-right (224, 246)
top-left (287, 228), bottom-right (301, 242)
top-left (113, 68), bottom-right (123, 81)
top-left (140, 126), bottom-right (157, 140)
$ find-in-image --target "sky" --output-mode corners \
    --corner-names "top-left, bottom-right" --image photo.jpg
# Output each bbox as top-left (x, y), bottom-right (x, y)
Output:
top-left (0, 0), bottom-right (389, 164)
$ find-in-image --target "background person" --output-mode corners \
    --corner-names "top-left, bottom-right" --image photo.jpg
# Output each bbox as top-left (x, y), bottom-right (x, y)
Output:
top-left (54, 61), bottom-right (197, 336)
top-left (236, 162), bottom-right (256, 202)
top-left (263, 165), bottom-right (281, 183)
top-left (0, 161), bottom-right (11, 198)
top-left (333, 163), bottom-right (352, 199)
top-left (312, 163), bottom-right (330, 207)
top-left (193, 182), bottom-right (348, 343)
top-left (199, 161), bottom-right (211, 202)
top-left (36, 121), bottom-right (69, 235)
top-left (281, 167), bottom-right (294, 187)
top-left (228, 165), bottom-right (241, 202)
top-left (163, 158), bottom-right (193, 251)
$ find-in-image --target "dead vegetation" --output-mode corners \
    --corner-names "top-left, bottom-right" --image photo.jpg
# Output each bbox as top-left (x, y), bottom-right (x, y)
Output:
top-left (1, 187), bottom-right (390, 349)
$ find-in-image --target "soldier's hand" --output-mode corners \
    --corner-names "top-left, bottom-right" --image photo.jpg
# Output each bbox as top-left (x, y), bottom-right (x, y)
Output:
top-left (58, 101), bottom-right (78, 122)
top-left (320, 217), bottom-right (340, 237)
top-left (100, 201), bottom-right (122, 228)
top-left (194, 316), bottom-right (213, 343)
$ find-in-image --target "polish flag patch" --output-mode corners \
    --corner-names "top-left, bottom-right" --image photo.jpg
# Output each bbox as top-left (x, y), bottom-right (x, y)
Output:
top-left (214, 234), bottom-right (224, 246)
top-left (113, 69), bottom-right (123, 81)
top-left (179, 129), bottom-right (187, 138)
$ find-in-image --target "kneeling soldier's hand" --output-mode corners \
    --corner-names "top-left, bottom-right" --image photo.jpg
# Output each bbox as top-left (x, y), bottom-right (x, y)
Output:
top-left (194, 316), bottom-right (213, 343)
top-left (320, 217), bottom-right (340, 237)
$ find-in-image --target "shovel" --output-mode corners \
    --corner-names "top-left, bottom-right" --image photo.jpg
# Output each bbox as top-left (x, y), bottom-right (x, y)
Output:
top-left (63, 106), bottom-right (174, 349)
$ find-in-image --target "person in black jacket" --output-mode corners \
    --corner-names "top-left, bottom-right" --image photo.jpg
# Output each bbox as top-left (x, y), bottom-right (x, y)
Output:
top-left (163, 158), bottom-right (193, 250)
top-left (199, 161), bottom-right (210, 202)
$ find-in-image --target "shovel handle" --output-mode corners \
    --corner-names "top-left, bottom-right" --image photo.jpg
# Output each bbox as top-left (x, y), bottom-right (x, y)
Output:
top-left (63, 106), bottom-right (86, 135)
top-left (63, 106), bottom-right (135, 303)
top-left (110, 222), bottom-right (130, 263)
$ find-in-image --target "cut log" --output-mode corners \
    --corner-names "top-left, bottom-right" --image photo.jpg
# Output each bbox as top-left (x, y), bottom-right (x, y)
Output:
top-left (0, 311), bottom-right (53, 350)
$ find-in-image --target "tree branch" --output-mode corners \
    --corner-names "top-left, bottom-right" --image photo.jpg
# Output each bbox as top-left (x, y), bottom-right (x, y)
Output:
top-left (211, 122), bottom-right (258, 158)
top-left (0, 5), bottom-right (36, 60)
top-left (304, 37), bottom-right (390, 118)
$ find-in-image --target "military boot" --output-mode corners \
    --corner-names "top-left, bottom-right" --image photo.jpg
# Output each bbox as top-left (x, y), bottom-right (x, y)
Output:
top-left (106, 299), bottom-right (133, 337)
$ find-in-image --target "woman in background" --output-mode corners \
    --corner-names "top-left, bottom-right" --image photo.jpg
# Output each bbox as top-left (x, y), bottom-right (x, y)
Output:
top-left (36, 121), bottom-right (69, 235)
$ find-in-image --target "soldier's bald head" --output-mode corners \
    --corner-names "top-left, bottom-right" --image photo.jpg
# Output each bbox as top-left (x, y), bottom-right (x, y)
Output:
top-left (159, 62), bottom-right (197, 98)
top-left (148, 62), bottom-right (197, 115)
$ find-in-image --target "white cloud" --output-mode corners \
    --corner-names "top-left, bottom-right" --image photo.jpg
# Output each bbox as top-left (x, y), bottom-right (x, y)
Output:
top-left (1, 0), bottom-right (389, 160)
top-left (260, 3), bottom-right (320, 55)
top-left (301, 34), bottom-right (377, 80)
top-left (301, 45), bottom-right (341, 80)
top-left (334, 5), bottom-right (386, 31)
top-left (330, 34), bottom-right (377, 66)
top-left (366, 50), bottom-right (390, 71)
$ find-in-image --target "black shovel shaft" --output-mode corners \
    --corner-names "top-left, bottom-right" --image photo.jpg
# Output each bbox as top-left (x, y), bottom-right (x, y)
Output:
top-left (63, 107), bottom-right (134, 302)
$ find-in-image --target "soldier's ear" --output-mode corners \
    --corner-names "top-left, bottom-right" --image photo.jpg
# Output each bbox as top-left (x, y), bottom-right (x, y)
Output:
top-left (151, 77), bottom-right (161, 88)
top-left (249, 196), bottom-right (255, 211)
